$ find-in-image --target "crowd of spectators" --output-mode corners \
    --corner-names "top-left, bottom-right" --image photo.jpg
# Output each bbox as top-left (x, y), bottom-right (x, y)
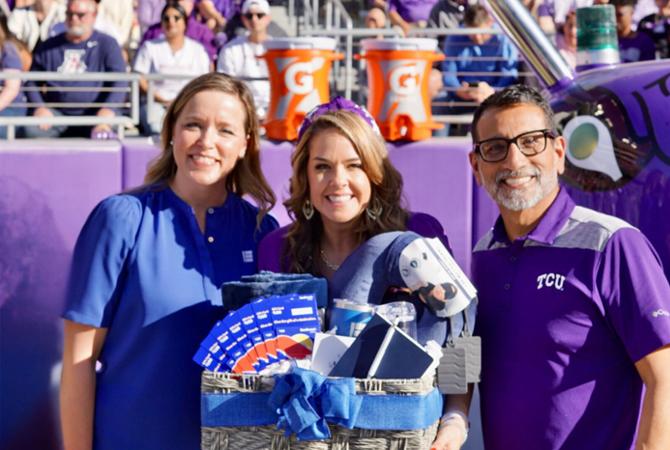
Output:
top-left (361, 0), bottom-right (669, 135)
top-left (0, 0), bottom-right (287, 137)
top-left (0, 0), bottom-right (669, 138)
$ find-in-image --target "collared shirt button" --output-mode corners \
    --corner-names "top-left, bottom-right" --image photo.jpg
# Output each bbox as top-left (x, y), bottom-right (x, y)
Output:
top-left (207, 236), bottom-right (215, 243)
top-left (509, 255), bottom-right (517, 262)
top-left (207, 208), bottom-right (215, 214)
top-left (504, 283), bottom-right (511, 290)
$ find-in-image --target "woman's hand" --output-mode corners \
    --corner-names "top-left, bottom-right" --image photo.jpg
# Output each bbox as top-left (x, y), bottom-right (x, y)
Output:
top-left (430, 419), bottom-right (468, 450)
top-left (431, 407), bottom-right (469, 450)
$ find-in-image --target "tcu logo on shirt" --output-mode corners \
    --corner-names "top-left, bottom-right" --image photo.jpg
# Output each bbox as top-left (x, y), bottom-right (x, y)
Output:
top-left (536, 273), bottom-right (566, 291)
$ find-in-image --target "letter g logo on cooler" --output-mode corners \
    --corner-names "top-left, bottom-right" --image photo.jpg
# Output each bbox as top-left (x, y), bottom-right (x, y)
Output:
top-left (389, 64), bottom-right (420, 96)
top-left (285, 61), bottom-right (314, 95)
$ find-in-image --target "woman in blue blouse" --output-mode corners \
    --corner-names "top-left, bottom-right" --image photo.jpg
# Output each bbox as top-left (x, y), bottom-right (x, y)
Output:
top-left (59, 73), bottom-right (278, 450)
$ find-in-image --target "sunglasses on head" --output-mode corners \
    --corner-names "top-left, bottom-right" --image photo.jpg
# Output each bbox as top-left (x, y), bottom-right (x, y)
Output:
top-left (244, 12), bottom-right (266, 20)
top-left (162, 14), bottom-right (184, 23)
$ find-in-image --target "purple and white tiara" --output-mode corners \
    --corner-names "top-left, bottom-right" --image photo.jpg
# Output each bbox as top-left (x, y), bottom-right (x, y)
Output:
top-left (297, 96), bottom-right (381, 141)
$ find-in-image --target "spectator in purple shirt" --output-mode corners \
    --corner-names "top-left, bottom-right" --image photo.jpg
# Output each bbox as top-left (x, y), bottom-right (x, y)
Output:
top-left (433, 84), bottom-right (670, 450)
top-left (374, 0), bottom-right (438, 36)
top-left (614, 0), bottom-right (656, 62)
top-left (141, 0), bottom-right (217, 62)
top-left (197, 0), bottom-right (238, 30)
top-left (24, 0), bottom-right (127, 138)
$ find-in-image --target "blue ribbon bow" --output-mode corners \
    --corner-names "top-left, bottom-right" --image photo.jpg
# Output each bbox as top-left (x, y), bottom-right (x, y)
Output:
top-left (268, 368), bottom-right (363, 440)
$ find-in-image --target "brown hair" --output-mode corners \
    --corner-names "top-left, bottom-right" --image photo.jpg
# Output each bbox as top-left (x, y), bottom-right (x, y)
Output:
top-left (144, 72), bottom-right (275, 221)
top-left (463, 4), bottom-right (491, 27)
top-left (282, 110), bottom-right (409, 274)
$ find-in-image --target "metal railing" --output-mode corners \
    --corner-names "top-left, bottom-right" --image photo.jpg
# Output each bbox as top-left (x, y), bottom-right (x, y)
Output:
top-left (0, 2), bottom-right (541, 139)
top-left (0, 72), bottom-right (214, 140)
top-left (0, 71), bottom-right (141, 140)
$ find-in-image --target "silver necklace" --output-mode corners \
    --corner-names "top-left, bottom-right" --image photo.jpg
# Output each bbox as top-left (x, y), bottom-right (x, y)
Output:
top-left (319, 249), bottom-right (340, 271)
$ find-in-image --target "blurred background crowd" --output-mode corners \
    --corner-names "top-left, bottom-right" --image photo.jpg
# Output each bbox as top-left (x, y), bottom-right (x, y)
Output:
top-left (0, 0), bottom-right (668, 138)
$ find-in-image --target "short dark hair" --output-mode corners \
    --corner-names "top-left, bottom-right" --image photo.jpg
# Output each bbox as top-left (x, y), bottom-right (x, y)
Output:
top-left (611, 0), bottom-right (636, 7)
top-left (463, 4), bottom-right (490, 27)
top-left (161, 1), bottom-right (188, 22)
top-left (471, 84), bottom-right (556, 141)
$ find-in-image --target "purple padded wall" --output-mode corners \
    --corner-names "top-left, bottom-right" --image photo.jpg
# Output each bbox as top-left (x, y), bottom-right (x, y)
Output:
top-left (253, 140), bottom-right (294, 226)
top-left (0, 140), bottom-right (122, 450)
top-left (388, 138), bottom-right (474, 273)
top-left (122, 137), bottom-right (160, 190)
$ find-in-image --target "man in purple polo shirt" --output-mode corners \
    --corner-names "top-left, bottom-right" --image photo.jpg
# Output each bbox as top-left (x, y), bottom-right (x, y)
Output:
top-left (140, 0), bottom-right (217, 62)
top-left (432, 84), bottom-right (670, 450)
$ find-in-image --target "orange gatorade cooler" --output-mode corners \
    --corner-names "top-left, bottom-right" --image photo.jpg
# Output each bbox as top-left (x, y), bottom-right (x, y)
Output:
top-left (359, 38), bottom-right (445, 141)
top-left (262, 38), bottom-right (343, 141)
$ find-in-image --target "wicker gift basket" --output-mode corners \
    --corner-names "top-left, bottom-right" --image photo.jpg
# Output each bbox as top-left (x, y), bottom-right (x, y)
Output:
top-left (201, 370), bottom-right (440, 450)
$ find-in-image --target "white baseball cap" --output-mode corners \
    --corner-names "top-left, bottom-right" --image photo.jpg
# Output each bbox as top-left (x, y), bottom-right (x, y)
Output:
top-left (242, 0), bottom-right (270, 15)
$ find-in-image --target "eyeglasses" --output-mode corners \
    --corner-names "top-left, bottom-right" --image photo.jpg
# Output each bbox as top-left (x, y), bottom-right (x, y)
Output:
top-left (474, 129), bottom-right (556, 163)
top-left (66, 10), bottom-right (90, 20)
top-left (162, 14), bottom-right (184, 23)
top-left (244, 12), bottom-right (266, 20)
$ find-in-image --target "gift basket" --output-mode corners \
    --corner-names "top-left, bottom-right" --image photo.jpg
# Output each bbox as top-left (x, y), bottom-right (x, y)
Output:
top-left (200, 371), bottom-right (440, 450)
top-left (195, 235), bottom-right (480, 450)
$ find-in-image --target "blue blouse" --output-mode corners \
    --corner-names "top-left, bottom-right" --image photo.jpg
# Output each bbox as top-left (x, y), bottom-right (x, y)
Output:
top-left (63, 186), bottom-right (278, 450)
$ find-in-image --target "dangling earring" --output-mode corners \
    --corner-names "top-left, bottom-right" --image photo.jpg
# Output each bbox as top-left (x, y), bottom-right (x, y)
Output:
top-left (302, 200), bottom-right (314, 220)
top-left (366, 199), bottom-right (383, 221)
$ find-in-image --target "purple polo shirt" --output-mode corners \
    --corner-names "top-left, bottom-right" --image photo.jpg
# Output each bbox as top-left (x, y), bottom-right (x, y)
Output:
top-left (389, 0), bottom-right (439, 23)
top-left (472, 188), bottom-right (670, 450)
top-left (618, 32), bottom-right (656, 63)
top-left (141, 17), bottom-right (217, 62)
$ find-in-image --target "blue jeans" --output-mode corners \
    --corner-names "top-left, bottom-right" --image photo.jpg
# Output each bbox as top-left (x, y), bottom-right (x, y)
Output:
top-left (0, 106), bottom-right (26, 139)
top-left (22, 108), bottom-right (92, 138)
top-left (330, 231), bottom-right (478, 346)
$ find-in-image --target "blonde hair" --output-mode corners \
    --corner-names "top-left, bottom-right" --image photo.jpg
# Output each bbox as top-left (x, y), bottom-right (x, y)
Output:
top-left (282, 110), bottom-right (408, 273)
top-left (144, 72), bottom-right (275, 220)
